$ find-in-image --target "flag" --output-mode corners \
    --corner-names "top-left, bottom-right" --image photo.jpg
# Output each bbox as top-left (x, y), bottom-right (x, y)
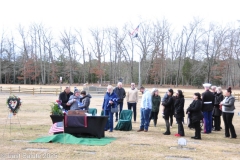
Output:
top-left (49, 122), bottom-right (63, 134)
top-left (130, 24), bottom-right (140, 38)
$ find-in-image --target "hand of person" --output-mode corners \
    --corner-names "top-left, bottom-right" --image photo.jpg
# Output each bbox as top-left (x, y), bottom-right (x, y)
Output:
top-left (109, 100), bottom-right (113, 104)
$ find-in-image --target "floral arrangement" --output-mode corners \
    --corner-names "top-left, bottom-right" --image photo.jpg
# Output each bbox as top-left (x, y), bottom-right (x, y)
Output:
top-left (50, 100), bottom-right (63, 115)
top-left (6, 95), bottom-right (22, 115)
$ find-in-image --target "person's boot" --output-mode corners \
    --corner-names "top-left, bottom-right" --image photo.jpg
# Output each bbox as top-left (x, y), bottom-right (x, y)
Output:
top-left (154, 120), bottom-right (157, 127)
top-left (195, 128), bottom-right (201, 139)
top-left (163, 120), bottom-right (171, 135)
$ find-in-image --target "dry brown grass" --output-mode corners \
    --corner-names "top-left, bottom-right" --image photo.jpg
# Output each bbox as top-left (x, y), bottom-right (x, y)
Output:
top-left (0, 85), bottom-right (240, 160)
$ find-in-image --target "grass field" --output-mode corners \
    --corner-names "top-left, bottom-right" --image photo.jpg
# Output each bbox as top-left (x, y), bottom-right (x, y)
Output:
top-left (0, 84), bottom-right (240, 160)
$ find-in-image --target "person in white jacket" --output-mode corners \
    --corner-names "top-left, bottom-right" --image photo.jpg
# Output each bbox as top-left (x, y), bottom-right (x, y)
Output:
top-left (126, 83), bottom-right (138, 122)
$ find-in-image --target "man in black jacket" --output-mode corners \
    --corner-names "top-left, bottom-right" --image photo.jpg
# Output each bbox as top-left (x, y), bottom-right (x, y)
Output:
top-left (202, 83), bottom-right (215, 134)
top-left (113, 82), bottom-right (126, 122)
top-left (59, 86), bottom-right (73, 110)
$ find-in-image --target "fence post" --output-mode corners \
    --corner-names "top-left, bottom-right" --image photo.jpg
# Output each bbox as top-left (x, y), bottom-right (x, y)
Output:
top-left (10, 87), bottom-right (12, 94)
top-left (56, 88), bottom-right (58, 96)
top-left (33, 88), bottom-right (34, 95)
top-left (40, 87), bottom-right (42, 94)
top-left (0, 86), bottom-right (2, 92)
top-left (19, 86), bottom-right (20, 92)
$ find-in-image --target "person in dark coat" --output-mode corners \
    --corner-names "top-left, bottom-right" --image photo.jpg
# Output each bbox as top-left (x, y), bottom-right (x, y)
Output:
top-left (113, 82), bottom-right (126, 122)
top-left (149, 88), bottom-right (161, 127)
top-left (211, 85), bottom-right (217, 129)
top-left (174, 90), bottom-right (185, 136)
top-left (187, 92), bottom-right (203, 140)
top-left (102, 85), bottom-right (118, 132)
top-left (58, 86), bottom-right (73, 110)
top-left (79, 90), bottom-right (92, 111)
top-left (212, 87), bottom-right (224, 131)
top-left (202, 83), bottom-right (215, 133)
top-left (162, 88), bottom-right (174, 135)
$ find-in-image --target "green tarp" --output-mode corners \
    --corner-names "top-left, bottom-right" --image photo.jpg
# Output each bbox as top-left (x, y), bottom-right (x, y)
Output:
top-left (30, 133), bottom-right (116, 146)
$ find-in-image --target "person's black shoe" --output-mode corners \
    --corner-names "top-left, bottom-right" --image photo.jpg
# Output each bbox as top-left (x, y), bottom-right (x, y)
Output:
top-left (194, 137), bottom-right (201, 140)
top-left (230, 135), bottom-right (237, 139)
top-left (191, 136), bottom-right (196, 139)
top-left (163, 132), bottom-right (171, 135)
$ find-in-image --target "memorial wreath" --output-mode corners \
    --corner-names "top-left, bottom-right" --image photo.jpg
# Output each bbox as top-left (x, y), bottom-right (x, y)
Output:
top-left (6, 95), bottom-right (22, 115)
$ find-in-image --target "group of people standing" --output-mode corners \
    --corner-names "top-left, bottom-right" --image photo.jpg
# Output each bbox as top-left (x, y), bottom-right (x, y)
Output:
top-left (137, 87), bottom-right (185, 137)
top-left (136, 83), bottom-right (237, 140)
top-left (201, 84), bottom-right (237, 139)
top-left (59, 82), bottom-right (237, 140)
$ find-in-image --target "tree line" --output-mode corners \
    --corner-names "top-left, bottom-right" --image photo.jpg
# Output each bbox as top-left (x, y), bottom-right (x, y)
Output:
top-left (0, 18), bottom-right (240, 87)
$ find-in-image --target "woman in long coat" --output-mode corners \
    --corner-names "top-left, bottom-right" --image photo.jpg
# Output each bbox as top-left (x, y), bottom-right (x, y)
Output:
top-left (174, 90), bottom-right (185, 136)
top-left (149, 88), bottom-right (161, 127)
top-left (162, 88), bottom-right (174, 135)
top-left (212, 87), bottom-right (224, 131)
top-left (187, 92), bottom-right (203, 140)
top-left (102, 85), bottom-right (118, 132)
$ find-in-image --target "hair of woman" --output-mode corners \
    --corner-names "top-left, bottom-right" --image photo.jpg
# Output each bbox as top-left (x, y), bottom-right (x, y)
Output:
top-left (194, 92), bottom-right (201, 100)
top-left (227, 86), bottom-right (232, 94)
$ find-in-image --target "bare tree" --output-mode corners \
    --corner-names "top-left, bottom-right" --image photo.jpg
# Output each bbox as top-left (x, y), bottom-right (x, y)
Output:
top-left (0, 30), bottom-right (6, 84)
top-left (18, 25), bottom-right (30, 84)
top-left (89, 28), bottom-right (106, 84)
top-left (60, 29), bottom-right (76, 84)
top-left (135, 22), bottom-right (154, 84)
top-left (75, 29), bottom-right (87, 83)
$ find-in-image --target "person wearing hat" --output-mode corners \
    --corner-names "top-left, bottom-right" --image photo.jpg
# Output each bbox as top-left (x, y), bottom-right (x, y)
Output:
top-left (58, 86), bottom-right (73, 110)
top-left (162, 88), bottom-right (174, 135)
top-left (67, 89), bottom-right (83, 110)
top-left (202, 83), bottom-right (215, 133)
top-left (149, 88), bottom-right (161, 127)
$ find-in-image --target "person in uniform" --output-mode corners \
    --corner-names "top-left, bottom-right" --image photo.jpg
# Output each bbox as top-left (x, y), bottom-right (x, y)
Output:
top-left (202, 83), bottom-right (214, 133)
